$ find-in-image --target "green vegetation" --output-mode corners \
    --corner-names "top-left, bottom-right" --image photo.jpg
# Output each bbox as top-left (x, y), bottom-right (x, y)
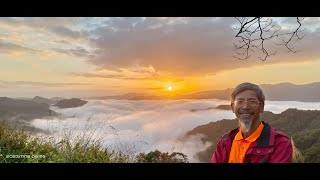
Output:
top-left (0, 122), bottom-right (128, 163)
top-left (136, 150), bottom-right (188, 163)
top-left (0, 122), bottom-right (187, 163)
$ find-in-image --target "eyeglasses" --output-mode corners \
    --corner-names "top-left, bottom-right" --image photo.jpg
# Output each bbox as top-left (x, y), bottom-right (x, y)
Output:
top-left (234, 99), bottom-right (260, 106)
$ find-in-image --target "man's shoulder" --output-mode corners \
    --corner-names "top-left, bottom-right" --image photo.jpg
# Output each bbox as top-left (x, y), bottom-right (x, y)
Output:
top-left (220, 127), bottom-right (239, 140)
top-left (267, 123), bottom-right (290, 139)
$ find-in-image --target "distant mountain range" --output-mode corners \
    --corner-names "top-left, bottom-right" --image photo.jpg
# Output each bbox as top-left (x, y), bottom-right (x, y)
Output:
top-left (0, 97), bottom-right (58, 121)
top-left (32, 96), bottom-right (56, 105)
top-left (259, 82), bottom-right (320, 102)
top-left (15, 96), bottom-right (64, 103)
top-left (88, 82), bottom-right (320, 102)
top-left (0, 96), bottom-right (88, 122)
top-left (14, 96), bottom-right (87, 109)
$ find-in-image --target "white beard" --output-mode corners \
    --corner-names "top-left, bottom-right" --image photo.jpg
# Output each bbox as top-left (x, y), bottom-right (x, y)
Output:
top-left (239, 119), bottom-right (252, 135)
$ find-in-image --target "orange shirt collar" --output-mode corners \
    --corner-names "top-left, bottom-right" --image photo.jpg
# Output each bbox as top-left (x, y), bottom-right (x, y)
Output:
top-left (234, 122), bottom-right (264, 142)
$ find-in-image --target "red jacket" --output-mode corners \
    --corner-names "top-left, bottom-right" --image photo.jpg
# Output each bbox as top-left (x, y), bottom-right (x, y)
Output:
top-left (211, 121), bottom-right (292, 163)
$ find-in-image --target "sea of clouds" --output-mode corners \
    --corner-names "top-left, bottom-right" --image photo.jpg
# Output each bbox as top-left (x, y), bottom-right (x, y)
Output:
top-left (30, 99), bottom-right (320, 162)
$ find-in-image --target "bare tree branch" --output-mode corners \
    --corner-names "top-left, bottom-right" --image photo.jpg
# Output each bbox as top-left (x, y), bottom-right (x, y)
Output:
top-left (233, 17), bottom-right (305, 61)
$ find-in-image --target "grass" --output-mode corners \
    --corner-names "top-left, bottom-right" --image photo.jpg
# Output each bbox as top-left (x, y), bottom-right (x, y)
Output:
top-left (0, 119), bottom-right (189, 163)
top-left (0, 121), bottom-right (134, 163)
top-left (291, 137), bottom-right (304, 163)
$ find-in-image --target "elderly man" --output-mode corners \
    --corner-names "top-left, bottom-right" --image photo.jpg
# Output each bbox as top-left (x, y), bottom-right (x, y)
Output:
top-left (211, 82), bottom-right (292, 163)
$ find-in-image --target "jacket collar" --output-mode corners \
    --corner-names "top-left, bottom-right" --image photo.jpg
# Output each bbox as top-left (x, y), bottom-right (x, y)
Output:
top-left (255, 121), bottom-right (272, 147)
top-left (227, 121), bottom-right (273, 147)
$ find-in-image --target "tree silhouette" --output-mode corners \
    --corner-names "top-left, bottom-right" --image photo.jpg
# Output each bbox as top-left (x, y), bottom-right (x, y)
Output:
top-left (233, 17), bottom-right (305, 61)
top-left (136, 150), bottom-right (189, 163)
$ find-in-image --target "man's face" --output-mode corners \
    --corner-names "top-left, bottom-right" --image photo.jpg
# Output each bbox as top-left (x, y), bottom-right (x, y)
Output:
top-left (231, 90), bottom-right (264, 133)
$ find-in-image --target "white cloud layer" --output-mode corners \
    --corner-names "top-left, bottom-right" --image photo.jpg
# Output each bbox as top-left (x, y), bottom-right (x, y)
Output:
top-left (30, 99), bottom-right (320, 162)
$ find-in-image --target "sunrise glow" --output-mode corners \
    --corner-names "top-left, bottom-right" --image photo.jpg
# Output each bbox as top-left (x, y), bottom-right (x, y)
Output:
top-left (1, 17), bottom-right (320, 98)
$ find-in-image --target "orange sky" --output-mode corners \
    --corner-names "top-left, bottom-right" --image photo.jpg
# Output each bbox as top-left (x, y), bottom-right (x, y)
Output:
top-left (1, 17), bottom-right (320, 98)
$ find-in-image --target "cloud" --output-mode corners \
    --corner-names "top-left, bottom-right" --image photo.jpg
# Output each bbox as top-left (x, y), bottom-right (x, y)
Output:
top-left (0, 17), bottom-right (88, 40)
top-left (0, 80), bottom-right (92, 88)
top-left (2, 17), bottom-right (320, 76)
top-left (140, 87), bottom-right (163, 90)
top-left (0, 40), bottom-right (46, 56)
top-left (31, 99), bottom-right (235, 162)
top-left (52, 47), bottom-right (94, 58)
top-left (264, 100), bottom-right (320, 114)
top-left (72, 71), bottom-right (186, 82)
top-left (72, 72), bottom-right (157, 81)
top-left (0, 17), bottom-right (24, 27)
top-left (30, 99), bottom-right (320, 162)
top-left (87, 17), bottom-right (240, 76)
top-left (0, 32), bottom-right (27, 43)
top-left (0, 17), bottom-right (91, 57)
top-left (50, 26), bottom-right (87, 40)
top-left (85, 17), bottom-right (320, 76)
top-left (71, 65), bottom-right (164, 81)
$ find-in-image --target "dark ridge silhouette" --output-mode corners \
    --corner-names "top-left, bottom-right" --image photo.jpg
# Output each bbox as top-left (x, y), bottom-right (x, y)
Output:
top-left (189, 107), bottom-right (215, 112)
top-left (49, 97), bottom-right (65, 102)
top-left (216, 105), bottom-right (232, 110)
top-left (31, 96), bottom-right (55, 105)
top-left (0, 97), bottom-right (58, 121)
top-left (53, 98), bottom-right (88, 108)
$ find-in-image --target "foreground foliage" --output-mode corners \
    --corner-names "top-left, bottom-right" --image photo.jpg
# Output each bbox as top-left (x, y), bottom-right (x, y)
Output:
top-left (0, 123), bottom-right (187, 163)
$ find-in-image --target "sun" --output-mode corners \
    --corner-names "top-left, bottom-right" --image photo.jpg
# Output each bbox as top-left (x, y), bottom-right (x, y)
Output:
top-left (167, 86), bottom-right (173, 91)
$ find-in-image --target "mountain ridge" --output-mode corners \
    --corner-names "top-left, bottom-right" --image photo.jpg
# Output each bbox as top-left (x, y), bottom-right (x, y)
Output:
top-left (87, 82), bottom-right (320, 102)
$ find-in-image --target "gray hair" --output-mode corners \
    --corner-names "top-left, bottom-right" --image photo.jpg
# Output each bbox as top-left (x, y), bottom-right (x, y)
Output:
top-left (231, 82), bottom-right (265, 103)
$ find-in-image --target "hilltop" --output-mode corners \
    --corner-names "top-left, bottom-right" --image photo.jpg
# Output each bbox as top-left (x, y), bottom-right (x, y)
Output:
top-left (53, 98), bottom-right (88, 108)
top-left (0, 97), bottom-right (58, 121)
